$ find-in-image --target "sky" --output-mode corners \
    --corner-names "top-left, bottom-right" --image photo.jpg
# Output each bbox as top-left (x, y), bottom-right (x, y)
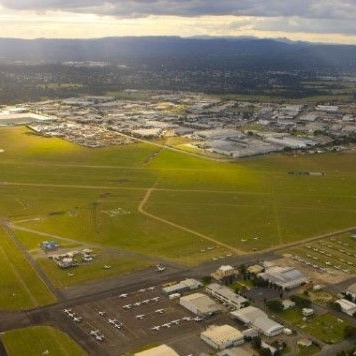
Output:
top-left (0, 0), bottom-right (356, 44)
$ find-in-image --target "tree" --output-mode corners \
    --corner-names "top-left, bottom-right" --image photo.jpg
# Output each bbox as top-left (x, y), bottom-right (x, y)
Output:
top-left (290, 295), bottom-right (312, 308)
top-left (329, 301), bottom-right (342, 312)
top-left (344, 325), bottom-right (356, 339)
top-left (202, 276), bottom-right (212, 285)
top-left (251, 336), bottom-right (262, 350)
top-left (259, 348), bottom-right (272, 356)
top-left (266, 299), bottom-right (284, 313)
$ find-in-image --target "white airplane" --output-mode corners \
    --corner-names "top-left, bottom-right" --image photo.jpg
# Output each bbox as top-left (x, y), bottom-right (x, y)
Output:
top-left (123, 304), bottom-right (131, 310)
top-left (96, 334), bottom-right (104, 341)
top-left (108, 318), bottom-right (118, 325)
top-left (64, 308), bottom-right (72, 314)
top-left (139, 288), bottom-right (146, 293)
top-left (182, 316), bottom-right (191, 321)
top-left (156, 266), bottom-right (166, 272)
top-left (162, 323), bottom-right (171, 328)
top-left (90, 330), bottom-right (100, 336)
top-left (151, 297), bottom-right (160, 302)
top-left (119, 293), bottom-right (128, 298)
top-left (142, 299), bottom-right (150, 304)
top-left (67, 312), bottom-right (75, 318)
top-left (133, 302), bottom-right (141, 307)
top-left (103, 265), bottom-right (111, 269)
top-left (113, 323), bottom-right (121, 329)
top-left (155, 309), bottom-right (164, 314)
top-left (73, 316), bottom-right (83, 322)
top-left (98, 311), bottom-right (106, 316)
top-left (151, 325), bottom-right (160, 331)
top-left (171, 319), bottom-right (180, 325)
top-left (135, 314), bottom-right (145, 320)
top-left (148, 286), bottom-right (155, 290)
top-left (253, 237), bottom-right (259, 240)
top-left (193, 316), bottom-right (203, 322)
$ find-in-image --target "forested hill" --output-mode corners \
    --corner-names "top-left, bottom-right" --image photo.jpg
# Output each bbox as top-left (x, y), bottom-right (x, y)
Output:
top-left (0, 36), bottom-right (356, 72)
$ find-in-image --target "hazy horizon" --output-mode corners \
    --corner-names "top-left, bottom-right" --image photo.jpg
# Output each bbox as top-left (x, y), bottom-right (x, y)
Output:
top-left (0, 0), bottom-right (356, 44)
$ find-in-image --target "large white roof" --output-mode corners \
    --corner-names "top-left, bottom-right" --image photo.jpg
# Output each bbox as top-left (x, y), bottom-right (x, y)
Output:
top-left (201, 324), bottom-right (243, 346)
top-left (134, 345), bottom-right (179, 356)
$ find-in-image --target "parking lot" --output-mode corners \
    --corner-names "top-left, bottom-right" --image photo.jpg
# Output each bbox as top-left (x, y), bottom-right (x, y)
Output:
top-left (58, 285), bottom-right (218, 355)
top-left (280, 233), bottom-right (356, 284)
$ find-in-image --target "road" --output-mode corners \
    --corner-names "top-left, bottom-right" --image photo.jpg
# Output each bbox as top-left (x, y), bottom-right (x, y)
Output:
top-left (116, 131), bottom-right (230, 163)
top-left (2, 207), bottom-right (356, 355)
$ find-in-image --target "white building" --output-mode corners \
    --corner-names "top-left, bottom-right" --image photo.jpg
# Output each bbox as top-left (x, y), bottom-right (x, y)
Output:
top-left (257, 266), bottom-right (308, 290)
top-left (335, 299), bottom-right (356, 316)
top-left (201, 324), bottom-right (244, 350)
top-left (180, 293), bottom-right (221, 316)
top-left (231, 306), bottom-right (284, 337)
top-left (206, 283), bottom-right (248, 310)
top-left (211, 265), bottom-right (239, 282)
top-left (162, 278), bottom-right (202, 295)
top-left (134, 345), bottom-right (179, 356)
top-left (346, 283), bottom-right (356, 302)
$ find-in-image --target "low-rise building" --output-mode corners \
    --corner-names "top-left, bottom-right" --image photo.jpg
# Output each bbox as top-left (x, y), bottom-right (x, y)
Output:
top-left (257, 266), bottom-right (308, 290)
top-left (134, 344), bottom-right (180, 356)
top-left (201, 324), bottom-right (244, 350)
top-left (180, 293), bottom-right (222, 316)
top-left (206, 283), bottom-right (248, 310)
top-left (302, 308), bottom-right (314, 317)
top-left (247, 264), bottom-right (264, 275)
top-left (282, 299), bottom-right (296, 310)
top-left (217, 347), bottom-right (252, 356)
top-left (162, 278), bottom-right (202, 295)
top-left (211, 265), bottom-right (239, 284)
top-left (335, 299), bottom-right (356, 316)
top-left (231, 306), bottom-right (284, 337)
top-left (345, 283), bottom-right (356, 302)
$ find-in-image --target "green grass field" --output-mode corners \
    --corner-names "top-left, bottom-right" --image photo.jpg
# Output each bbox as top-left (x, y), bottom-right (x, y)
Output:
top-left (279, 309), bottom-right (348, 344)
top-left (1, 126), bottom-right (356, 288)
top-left (0, 226), bottom-right (56, 310)
top-left (1, 326), bottom-right (87, 356)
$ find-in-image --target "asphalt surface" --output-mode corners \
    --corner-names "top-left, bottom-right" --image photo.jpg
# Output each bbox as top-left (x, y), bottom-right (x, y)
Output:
top-left (2, 212), bottom-right (356, 355)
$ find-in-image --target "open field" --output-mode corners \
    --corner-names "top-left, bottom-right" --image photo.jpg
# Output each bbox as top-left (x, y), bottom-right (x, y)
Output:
top-left (0, 226), bottom-right (56, 310)
top-left (279, 309), bottom-right (349, 344)
top-left (1, 126), bottom-right (356, 287)
top-left (1, 326), bottom-right (87, 356)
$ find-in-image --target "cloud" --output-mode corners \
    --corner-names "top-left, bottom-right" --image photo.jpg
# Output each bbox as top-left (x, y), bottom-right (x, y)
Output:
top-left (2, 0), bottom-right (356, 20)
top-left (229, 16), bottom-right (356, 35)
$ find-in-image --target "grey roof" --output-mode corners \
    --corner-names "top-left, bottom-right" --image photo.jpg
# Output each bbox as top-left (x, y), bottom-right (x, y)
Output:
top-left (347, 283), bottom-right (356, 294)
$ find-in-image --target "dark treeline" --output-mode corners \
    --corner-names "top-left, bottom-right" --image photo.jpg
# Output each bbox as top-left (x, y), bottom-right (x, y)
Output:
top-left (0, 37), bottom-right (355, 103)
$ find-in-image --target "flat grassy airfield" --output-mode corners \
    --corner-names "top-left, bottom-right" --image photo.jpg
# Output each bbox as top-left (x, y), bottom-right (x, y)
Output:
top-left (1, 126), bottom-right (356, 308)
top-left (1, 326), bottom-right (87, 356)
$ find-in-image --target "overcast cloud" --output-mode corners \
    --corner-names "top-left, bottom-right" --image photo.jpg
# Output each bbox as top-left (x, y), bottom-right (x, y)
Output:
top-left (1, 0), bottom-right (356, 42)
top-left (2, 0), bottom-right (356, 20)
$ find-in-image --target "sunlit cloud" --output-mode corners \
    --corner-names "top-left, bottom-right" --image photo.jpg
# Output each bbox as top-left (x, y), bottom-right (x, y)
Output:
top-left (0, 1), bottom-right (356, 43)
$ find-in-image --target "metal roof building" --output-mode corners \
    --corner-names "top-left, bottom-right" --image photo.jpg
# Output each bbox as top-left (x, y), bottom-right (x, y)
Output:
top-left (231, 306), bottom-right (284, 337)
top-left (134, 345), bottom-right (180, 356)
top-left (257, 266), bottom-right (308, 290)
top-left (180, 293), bottom-right (221, 316)
top-left (206, 283), bottom-right (248, 310)
top-left (201, 324), bottom-right (244, 350)
top-left (162, 278), bottom-right (202, 295)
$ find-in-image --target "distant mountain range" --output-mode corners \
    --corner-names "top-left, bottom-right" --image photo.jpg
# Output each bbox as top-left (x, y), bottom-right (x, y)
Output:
top-left (0, 36), bottom-right (356, 72)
